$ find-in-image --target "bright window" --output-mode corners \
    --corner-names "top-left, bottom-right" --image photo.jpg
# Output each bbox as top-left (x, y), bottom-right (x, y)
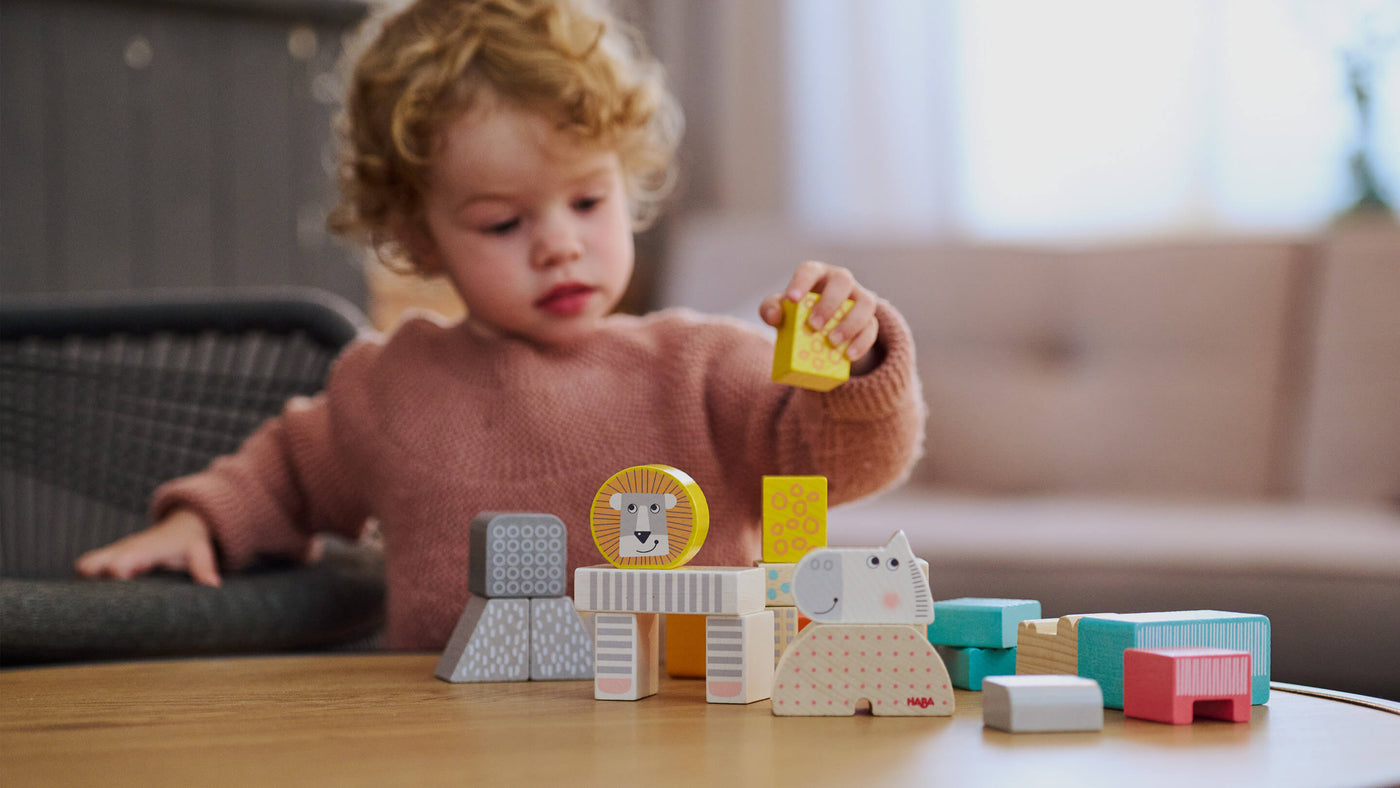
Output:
top-left (786, 0), bottom-right (1400, 241)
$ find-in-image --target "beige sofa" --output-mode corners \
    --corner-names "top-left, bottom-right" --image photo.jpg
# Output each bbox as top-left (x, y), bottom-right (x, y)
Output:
top-left (662, 217), bottom-right (1400, 700)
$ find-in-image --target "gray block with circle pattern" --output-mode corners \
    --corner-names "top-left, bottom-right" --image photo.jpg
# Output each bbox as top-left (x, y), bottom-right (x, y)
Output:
top-left (468, 512), bottom-right (569, 599)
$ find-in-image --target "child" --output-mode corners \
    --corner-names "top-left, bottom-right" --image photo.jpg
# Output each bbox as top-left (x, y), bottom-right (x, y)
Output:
top-left (75, 0), bottom-right (925, 651)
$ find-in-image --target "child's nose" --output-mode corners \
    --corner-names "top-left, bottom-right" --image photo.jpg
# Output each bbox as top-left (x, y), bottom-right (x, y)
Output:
top-left (531, 211), bottom-right (583, 269)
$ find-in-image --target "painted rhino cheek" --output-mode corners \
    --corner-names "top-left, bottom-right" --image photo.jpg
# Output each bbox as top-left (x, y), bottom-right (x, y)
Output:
top-left (883, 592), bottom-right (900, 609)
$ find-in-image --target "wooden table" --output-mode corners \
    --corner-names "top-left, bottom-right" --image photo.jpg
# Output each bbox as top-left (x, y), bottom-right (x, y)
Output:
top-left (3, 654), bottom-right (1398, 787)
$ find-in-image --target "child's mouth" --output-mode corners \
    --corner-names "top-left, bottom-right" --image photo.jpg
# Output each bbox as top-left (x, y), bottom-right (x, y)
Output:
top-left (534, 283), bottom-right (595, 317)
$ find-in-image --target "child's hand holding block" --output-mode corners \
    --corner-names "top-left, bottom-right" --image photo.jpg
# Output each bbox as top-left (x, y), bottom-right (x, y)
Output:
top-left (772, 292), bottom-right (855, 391)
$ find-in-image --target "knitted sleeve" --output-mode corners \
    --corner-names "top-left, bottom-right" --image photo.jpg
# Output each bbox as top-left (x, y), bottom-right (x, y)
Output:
top-left (702, 298), bottom-right (926, 508)
top-left (147, 340), bottom-right (378, 570)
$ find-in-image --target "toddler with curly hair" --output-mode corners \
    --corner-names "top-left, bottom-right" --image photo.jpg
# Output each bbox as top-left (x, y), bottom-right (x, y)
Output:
top-left (77, 0), bottom-right (925, 650)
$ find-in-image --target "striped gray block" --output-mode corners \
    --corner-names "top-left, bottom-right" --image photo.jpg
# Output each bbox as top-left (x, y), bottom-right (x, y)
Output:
top-left (468, 512), bottom-right (568, 599)
top-left (573, 566), bottom-right (765, 615)
top-left (530, 597), bottom-right (594, 680)
top-left (434, 596), bottom-right (530, 683)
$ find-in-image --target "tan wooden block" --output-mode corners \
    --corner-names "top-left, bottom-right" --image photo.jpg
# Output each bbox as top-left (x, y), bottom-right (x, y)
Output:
top-left (773, 606), bottom-right (800, 668)
top-left (758, 561), bottom-right (797, 606)
top-left (1016, 614), bottom-right (1099, 676)
top-left (771, 624), bottom-right (956, 716)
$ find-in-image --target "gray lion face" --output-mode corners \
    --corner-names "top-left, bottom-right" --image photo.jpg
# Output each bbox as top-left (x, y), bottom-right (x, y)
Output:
top-left (610, 492), bottom-right (677, 557)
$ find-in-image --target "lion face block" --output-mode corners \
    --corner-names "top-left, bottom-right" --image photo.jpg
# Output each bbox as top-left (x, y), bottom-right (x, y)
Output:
top-left (590, 465), bottom-right (709, 569)
top-left (610, 491), bottom-right (677, 557)
top-left (791, 530), bottom-right (933, 625)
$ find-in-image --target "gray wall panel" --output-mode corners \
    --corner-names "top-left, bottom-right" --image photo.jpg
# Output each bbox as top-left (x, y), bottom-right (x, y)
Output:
top-left (0, 0), bottom-right (370, 305)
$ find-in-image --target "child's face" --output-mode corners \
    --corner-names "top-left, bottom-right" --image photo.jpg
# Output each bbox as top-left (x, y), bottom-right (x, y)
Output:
top-left (411, 99), bottom-right (635, 345)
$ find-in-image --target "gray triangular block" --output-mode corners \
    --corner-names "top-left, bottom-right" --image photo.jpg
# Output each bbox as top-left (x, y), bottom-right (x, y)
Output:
top-left (435, 596), bottom-right (530, 682)
top-left (530, 597), bottom-right (594, 680)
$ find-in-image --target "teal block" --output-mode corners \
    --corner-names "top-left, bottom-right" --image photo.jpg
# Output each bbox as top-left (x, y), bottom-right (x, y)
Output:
top-left (1077, 610), bottom-right (1271, 709)
top-left (926, 598), bottom-right (1041, 648)
top-left (937, 645), bottom-right (1018, 691)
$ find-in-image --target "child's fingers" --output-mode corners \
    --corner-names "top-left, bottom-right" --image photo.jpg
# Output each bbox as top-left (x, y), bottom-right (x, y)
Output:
top-left (783, 260), bottom-right (829, 302)
top-left (74, 548), bottom-right (109, 578)
top-left (807, 268), bottom-right (857, 332)
top-left (826, 289), bottom-right (877, 347)
top-left (758, 293), bottom-right (786, 327)
top-left (843, 315), bottom-right (881, 363)
top-left (185, 541), bottom-right (223, 588)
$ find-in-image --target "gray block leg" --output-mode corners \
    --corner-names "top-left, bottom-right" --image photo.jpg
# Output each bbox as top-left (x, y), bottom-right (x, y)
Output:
top-left (530, 596), bottom-right (595, 680)
top-left (435, 596), bottom-right (530, 682)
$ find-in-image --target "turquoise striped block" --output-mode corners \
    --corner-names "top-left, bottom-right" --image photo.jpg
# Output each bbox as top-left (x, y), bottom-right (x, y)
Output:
top-left (937, 644), bottom-right (1018, 691)
top-left (926, 598), bottom-right (1041, 648)
top-left (1077, 610), bottom-right (1271, 709)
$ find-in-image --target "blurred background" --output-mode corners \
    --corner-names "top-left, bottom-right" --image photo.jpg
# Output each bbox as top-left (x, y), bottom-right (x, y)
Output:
top-left (2, 0), bottom-right (1398, 697)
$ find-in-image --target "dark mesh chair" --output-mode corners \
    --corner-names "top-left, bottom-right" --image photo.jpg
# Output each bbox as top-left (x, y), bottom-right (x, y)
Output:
top-left (0, 289), bottom-right (385, 664)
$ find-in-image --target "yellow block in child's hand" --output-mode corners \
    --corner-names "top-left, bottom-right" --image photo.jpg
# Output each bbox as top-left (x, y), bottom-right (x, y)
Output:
top-left (772, 292), bottom-right (854, 392)
top-left (762, 475), bottom-right (827, 563)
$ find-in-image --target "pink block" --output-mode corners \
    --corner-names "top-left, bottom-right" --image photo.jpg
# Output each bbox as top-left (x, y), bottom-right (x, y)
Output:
top-left (1123, 647), bottom-right (1252, 725)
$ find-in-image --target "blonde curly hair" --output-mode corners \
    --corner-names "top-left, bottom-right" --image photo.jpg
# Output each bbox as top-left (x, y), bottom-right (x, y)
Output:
top-left (328, 0), bottom-right (682, 273)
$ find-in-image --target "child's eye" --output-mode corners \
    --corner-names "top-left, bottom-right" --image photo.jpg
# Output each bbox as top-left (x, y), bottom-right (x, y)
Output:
top-left (573, 196), bottom-right (602, 213)
top-left (482, 218), bottom-right (520, 236)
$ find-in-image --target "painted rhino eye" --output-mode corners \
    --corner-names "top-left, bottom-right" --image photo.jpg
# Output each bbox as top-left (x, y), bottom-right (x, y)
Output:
top-left (866, 555), bottom-right (880, 569)
top-left (649, 503), bottom-right (661, 513)
top-left (886, 557), bottom-right (900, 571)
top-left (627, 503), bottom-right (637, 513)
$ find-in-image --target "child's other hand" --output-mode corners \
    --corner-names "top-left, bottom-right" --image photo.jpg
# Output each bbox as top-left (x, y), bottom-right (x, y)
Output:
top-left (759, 260), bottom-right (882, 374)
top-left (75, 508), bottom-right (222, 587)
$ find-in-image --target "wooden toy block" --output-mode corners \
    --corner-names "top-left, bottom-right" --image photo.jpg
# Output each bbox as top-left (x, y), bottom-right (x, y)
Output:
top-left (706, 610), bottom-right (776, 704)
top-left (937, 644), bottom-right (1018, 691)
top-left (790, 531), bottom-right (933, 625)
top-left (762, 475), bottom-right (827, 563)
top-left (759, 561), bottom-right (797, 606)
top-left (772, 624), bottom-right (956, 716)
top-left (467, 512), bottom-right (568, 599)
top-left (771, 292), bottom-right (856, 392)
top-left (1015, 614), bottom-right (1098, 676)
top-left (665, 614), bottom-right (707, 679)
top-left (593, 612), bottom-right (659, 701)
top-left (529, 596), bottom-right (594, 681)
top-left (1123, 647), bottom-right (1252, 725)
top-left (573, 565), bottom-right (765, 616)
top-left (1078, 610), bottom-right (1271, 709)
top-left (926, 598), bottom-right (1042, 649)
top-left (772, 606), bottom-right (800, 667)
top-left (590, 464), bottom-right (709, 569)
top-left (435, 596), bottom-right (530, 683)
top-left (982, 675), bottom-right (1104, 733)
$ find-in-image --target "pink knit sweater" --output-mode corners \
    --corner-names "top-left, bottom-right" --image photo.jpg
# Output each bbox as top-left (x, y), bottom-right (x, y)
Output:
top-left (151, 301), bottom-right (925, 649)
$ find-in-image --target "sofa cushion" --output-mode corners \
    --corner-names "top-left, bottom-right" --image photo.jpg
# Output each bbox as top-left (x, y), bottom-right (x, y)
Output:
top-left (664, 218), bottom-right (1307, 496)
top-left (1298, 221), bottom-right (1400, 505)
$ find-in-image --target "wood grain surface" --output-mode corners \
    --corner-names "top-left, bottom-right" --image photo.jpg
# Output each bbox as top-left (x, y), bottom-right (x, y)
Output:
top-left (3, 653), bottom-right (1399, 787)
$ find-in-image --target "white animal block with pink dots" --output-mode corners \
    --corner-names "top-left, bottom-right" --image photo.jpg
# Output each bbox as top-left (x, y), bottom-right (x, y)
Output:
top-left (773, 530), bottom-right (954, 717)
top-left (791, 531), bottom-right (934, 625)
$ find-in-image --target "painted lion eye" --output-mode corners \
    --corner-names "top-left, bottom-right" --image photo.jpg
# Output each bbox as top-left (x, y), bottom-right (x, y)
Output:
top-left (886, 557), bottom-right (900, 571)
top-left (627, 503), bottom-right (637, 513)
top-left (866, 555), bottom-right (880, 569)
top-left (649, 503), bottom-right (660, 513)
